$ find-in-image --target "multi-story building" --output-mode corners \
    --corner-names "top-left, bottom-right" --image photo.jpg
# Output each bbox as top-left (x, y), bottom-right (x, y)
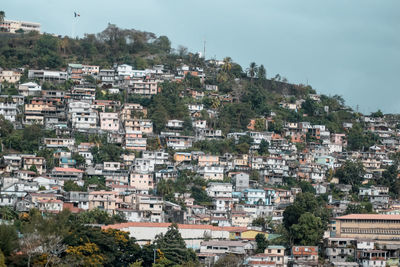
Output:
top-left (68, 101), bottom-right (98, 130)
top-left (334, 214), bottom-right (400, 249)
top-left (0, 70), bottom-right (21, 83)
top-left (0, 19), bottom-right (40, 33)
top-left (28, 70), bottom-right (68, 82)
top-left (0, 101), bottom-right (18, 122)
top-left (125, 131), bottom-right (147, 151)
top-left (100, 112), bottom-right (120, 132)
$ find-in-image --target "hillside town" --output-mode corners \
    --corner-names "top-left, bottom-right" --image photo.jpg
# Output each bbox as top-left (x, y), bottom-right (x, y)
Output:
top-left (1, 15), bottom-right (400, 267)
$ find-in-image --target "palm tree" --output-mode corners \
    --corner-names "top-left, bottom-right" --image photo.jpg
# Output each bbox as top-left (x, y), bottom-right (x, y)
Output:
top-left (0, 11), bottom-right (5, 32)
top-left (257, 64), bottom-right (267, 80)
top-left (248, 62), bottom-right (258, 83)
top-left (0, 11), bottom-right (5, 23)
top-left (222, 57), bottom-right (232, 72)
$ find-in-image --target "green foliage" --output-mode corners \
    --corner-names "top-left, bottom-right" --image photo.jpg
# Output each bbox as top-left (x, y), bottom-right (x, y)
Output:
top-left (91, 144), bottom-right (122, 164)
top-left (153, 224), bottom-right (197, 265)
top-left (64, 180), bottom-right (85, 192)
top-left (347, 124), bottom-right (378, 151)
top-left (72, 153), bottom-right (86, 167)
top-left (29, 165), bottom-right (38, 174)
top-left (149, 82), bottom-right (190, 133)
top-left (191, 185), bottom-right (212, 205)
top-left (218, 103), bottom-right (255, 134)
top-left (77, 208), bottom-right (126, 225)
top-left (283, 192), bottom-right (329, 245)
top-left (193, 139), bottom-right (235, 155)
top-left (37, 148), bottom-right (56, 169)
top-left (0, 224), bottom-right (18, 256)
top-left (380, 163), bottom-right (400, 198)
top-left (335, 160), bottom-right (365, 191)
top-left (258, 139), bottom-right (269, 155)
top-left (214, 254), bottom-right (242, 267)
top-left (290, 212), bottom-right (324, 246)
top-left (0, 115), bottom-right (13, 138)
top-left (345, 202), bottom-right (373, 214)
top-left (255, 233), bottom-right (269, 253)
top-left (83, 175), bottom-right (107, 191)
top-left (298, 180), bottom-right (316, 194)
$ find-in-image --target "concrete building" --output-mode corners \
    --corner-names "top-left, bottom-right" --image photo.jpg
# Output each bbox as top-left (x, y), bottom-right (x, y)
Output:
top-left (0, 19), bottom-right (40, 33)
top-left (335, 214), bottom-right (400, 249)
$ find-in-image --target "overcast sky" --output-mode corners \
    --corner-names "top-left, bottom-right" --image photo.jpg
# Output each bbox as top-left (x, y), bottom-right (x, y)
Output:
top-left (3, 0), bottom-right (400, 114)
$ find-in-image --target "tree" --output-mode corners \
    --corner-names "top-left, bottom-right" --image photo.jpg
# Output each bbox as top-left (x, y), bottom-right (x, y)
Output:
top-left (153, 224), bottom-right (197, 265)
top-left (247, 62), bottom-right (258, 83)
top-left (29, 165), bottom-right (38, 174)
top-left (347, 124), bottom-right (378, 151)
top-left (0, 115), bottom-right (13, 138)
top-left (380, 163), bottom-right (400, 197)
top-left (283, 192), bottom-right (329, 245)
top-left (214, 254), bottom-right (242, 267)
top-left (0, 11), bottom-right (5, 33)
top-left (335, 160), bottom-right (365, 191)
top-left (257, 64), bottom-right (266, 80)
top-left (64, 180), bottom-right (84, 192)
top-left (290, 212), bottom-right (324, 245)
top-left (222, 57), bottom-right (233, 72)
top-left (258, 140), bottom-right (269, 155)
top-left (0, 224), bottom-right (18, 256)
top-left (255, 233), bottom-right (269, 253)
top-left (345, 203), bottom-right (373, 214)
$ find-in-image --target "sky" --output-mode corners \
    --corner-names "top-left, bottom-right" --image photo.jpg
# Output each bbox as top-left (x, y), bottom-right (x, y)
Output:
top-left (3, 0), bottom-right (400, 114)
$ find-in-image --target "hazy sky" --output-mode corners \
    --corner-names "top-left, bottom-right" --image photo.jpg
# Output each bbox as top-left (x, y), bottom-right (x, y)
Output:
top-left (3, 0), bottom-right (400, 113)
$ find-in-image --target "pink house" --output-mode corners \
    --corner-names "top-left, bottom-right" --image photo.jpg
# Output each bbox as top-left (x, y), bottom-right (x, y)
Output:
top-left (100, 112), bottom-right (120, 132)
top-left (130, 172), bottom-right (154, 191)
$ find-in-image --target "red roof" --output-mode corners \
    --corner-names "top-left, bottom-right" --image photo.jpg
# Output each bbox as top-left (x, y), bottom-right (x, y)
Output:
top-left (102, 222), bottom-right (246, 232)
top-left (336, 214), bottom-right (400, 220)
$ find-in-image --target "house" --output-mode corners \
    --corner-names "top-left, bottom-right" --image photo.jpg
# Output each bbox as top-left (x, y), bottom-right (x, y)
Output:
top-left (198, 166), bottom-right (224, 181)
top-left (28, 70), bottom-right (68, 82)
top-left (206, 183), bottom-right (233, 198)
top-left (68, 101), bottom-right (98, 130)
top-left (166, 119), bottom-right (184, 129)
top-left (174, 152), bottom-right (192, 163)
top-left (129, 172), bottom-right (154, 191)
top-left (231, 172), bottom-right (250, 192)
top-left (245, 245), bottom-right (286, 267)
top-left (18, 82), bottom-right (42, 96)
top-left (0, 70), bottom-right (21, 83)
top-left (165, 135), bottom-right (193, 150)
top-left (0, 101), bottom-right (18, 122)
top-left (198, 155), bottom-right (219, 167)
top-left (199, 240), bottom-right (254, 255)
top-left (51, 167), bottom-right (84, 180)
top-left (100, 112), bottom-right (120, 132)
top-left (125, 131), bottom-right (147, 151)
top-left (88, 191), bottom-right (117, 214)
top-left (22, 156), bottom-right (45, 174)
top-left (291, 246), bottom-right (318, 266)
top-left (37, 199), bottom-right (63, 213)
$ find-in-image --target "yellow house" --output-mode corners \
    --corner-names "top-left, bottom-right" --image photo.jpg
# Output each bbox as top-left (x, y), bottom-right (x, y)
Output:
top-left (174, 152), bottom-right (192, 163)
top-left (229, 229), bottom-right (269, 240)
